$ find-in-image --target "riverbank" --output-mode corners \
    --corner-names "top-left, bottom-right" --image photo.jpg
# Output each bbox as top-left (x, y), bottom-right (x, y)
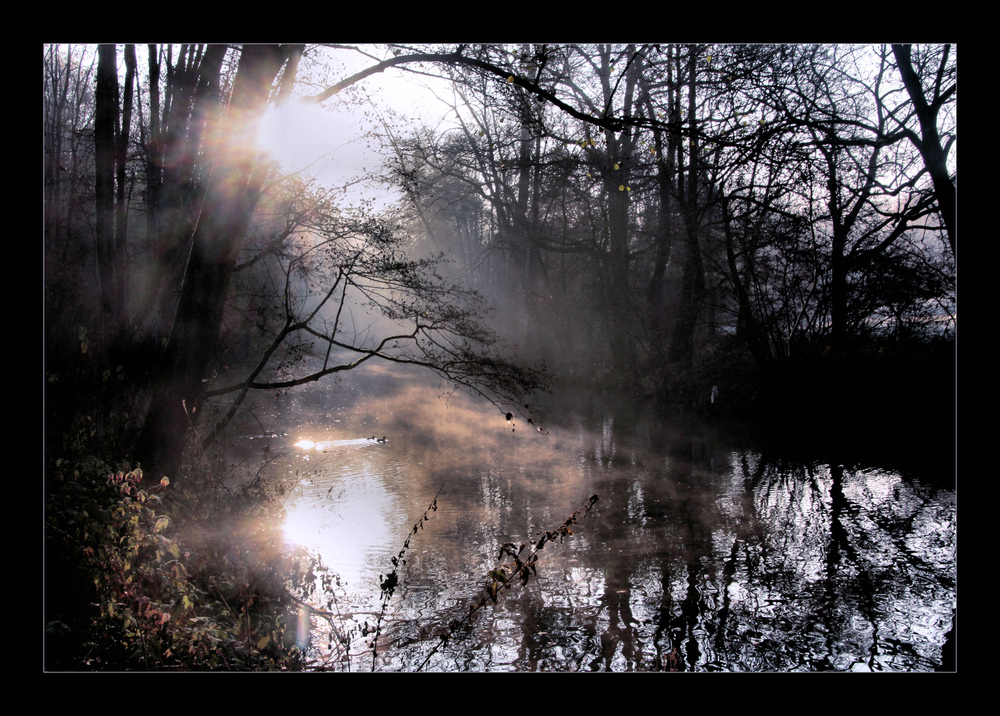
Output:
top-left (44, 446), bottom-right (313, 671)
top-left (657, 336), bottom-right (956, 482)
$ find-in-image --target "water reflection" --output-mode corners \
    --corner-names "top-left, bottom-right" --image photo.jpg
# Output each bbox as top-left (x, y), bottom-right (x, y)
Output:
top-left (238, 376), bottom-right (955, 672)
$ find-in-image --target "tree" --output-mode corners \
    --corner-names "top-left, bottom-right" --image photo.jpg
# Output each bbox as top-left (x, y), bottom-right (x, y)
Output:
top-left (199, 193), bottom-right (548, 449)
top-left (44, 45), bottom-right (97, 326)
top-left (46, 43), bottom-right (957, 477)
top-left (136, 45), bottom-right (303, 475)
top-left (45, 44), bottom-right (551, 478)
top-left (94, 45), bottom-right (120, 349)
top-left (786, 46), bottom-right (942, 354)
top-left (706, 44), bottom-right (952, 361)
top-left (890, 44), bottom-right (956, 256)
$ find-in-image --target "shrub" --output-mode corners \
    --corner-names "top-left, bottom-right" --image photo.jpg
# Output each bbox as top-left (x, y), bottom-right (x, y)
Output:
top-left (45, 453), bottom-right (310, 671)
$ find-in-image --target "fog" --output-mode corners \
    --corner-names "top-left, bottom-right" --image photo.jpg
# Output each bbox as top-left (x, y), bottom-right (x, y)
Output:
top-left (44, 43), bottom-right (956, 672)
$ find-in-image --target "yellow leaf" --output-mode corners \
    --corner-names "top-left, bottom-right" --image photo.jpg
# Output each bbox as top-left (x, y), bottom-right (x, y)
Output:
top-left (256, 635), bottom-right (270, 649)
top-left (613, 163), bottom-right (619, 170)
top-left (619, 185), bottom-right (625, 191)
top-left (506, 75), bottom-right (514, 83)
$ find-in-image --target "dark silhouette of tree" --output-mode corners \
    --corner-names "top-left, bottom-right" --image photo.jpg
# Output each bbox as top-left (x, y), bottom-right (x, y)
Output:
top-left (45, 44), bottom-right (551, 479)
top-left (136, 45), bottom-right (303, 475)
top-left (890, 44), bottom-right (955, 256)
top-left (44, 43), bottom-right (957, 476)
top-left (704, 44), bottom-right (952, 362)
top-left (94, 45), bottom-right (120, 349)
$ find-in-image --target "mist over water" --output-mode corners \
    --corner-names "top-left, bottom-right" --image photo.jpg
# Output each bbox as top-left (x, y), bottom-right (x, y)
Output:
top-left (41, 43), bottom-right (957, 674)
top-left (228, 366), bottom-right (956, 672)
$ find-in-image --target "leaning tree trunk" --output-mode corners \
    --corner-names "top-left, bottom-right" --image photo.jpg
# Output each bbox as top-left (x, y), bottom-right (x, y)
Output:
top-left (891, 44), bottom-right (955, 257)
top-left (138, 45), bottom-right (301, 477)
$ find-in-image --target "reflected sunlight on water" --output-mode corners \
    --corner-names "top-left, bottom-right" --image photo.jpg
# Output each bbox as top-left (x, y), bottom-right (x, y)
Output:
top-left (282, 436), bottom-right (413, 592)
top-left (237, 377), bottom-right (955, 672)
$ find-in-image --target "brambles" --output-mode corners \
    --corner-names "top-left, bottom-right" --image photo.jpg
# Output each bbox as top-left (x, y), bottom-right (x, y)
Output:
top-left (481, 493), bottom-right (599, 606)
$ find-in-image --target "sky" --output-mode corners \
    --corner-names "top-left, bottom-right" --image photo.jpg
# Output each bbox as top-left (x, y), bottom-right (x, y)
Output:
top-left (256, 45), bottom-right (457, 207)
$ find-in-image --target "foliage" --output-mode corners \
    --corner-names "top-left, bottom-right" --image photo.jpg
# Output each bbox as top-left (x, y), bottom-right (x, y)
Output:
top-left (44, 442), bottom-right (314, 671)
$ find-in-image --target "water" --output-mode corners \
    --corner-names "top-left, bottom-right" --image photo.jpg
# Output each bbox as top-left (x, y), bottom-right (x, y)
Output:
top-left (228, 370), bottom-right (956, 672)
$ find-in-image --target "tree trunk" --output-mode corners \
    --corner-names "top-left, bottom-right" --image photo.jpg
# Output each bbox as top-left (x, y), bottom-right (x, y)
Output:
top-left (891, 44), bottom-right (956, 256)
top-left (95, 44), bottom-right (118, 350)
top-left (145, 45), bottom-right (162, 257)
top-left (667, 47), bottom-right (706, 371)
top-left (825, 148), bottom-right (849, 357)
top-left (138, 45), bottom-right (299, 477)
top-left (113, 45), bottom-right (136, 341)
top-left (645, 136), bottom-right (674, 371)
top-left (722, 193), bottom-right (769, 370)
top-left (600, 45), bottom-right (639, 385)
top-left (644, 49), bottom-right (678, 375)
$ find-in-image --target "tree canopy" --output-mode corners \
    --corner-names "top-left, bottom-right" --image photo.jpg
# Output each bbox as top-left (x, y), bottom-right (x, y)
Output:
top-left (43, 43), bottom-right (956, 476)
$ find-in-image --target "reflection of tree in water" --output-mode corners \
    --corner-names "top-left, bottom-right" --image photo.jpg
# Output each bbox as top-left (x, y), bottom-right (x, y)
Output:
top-left (331, 402), bottom-right (953, 672)
top-left (645, 447), bottom-right (955, 671)
top-left (574, 414), bottom-right (726, 671)
top-left (555, 410), bottom-right (954, 672)
top-left (592, 556), bottom-right (642, 670)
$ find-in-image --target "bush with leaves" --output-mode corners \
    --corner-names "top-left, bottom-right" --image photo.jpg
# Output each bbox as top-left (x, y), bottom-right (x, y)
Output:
top-left (45, 448), bottom-right (314, 671)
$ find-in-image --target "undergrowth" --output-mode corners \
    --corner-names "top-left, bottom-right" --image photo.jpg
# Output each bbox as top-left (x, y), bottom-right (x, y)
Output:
top-left (45, 415), bottom-right (602, 672)
top-left (44, 439), bottom-right (316, 671)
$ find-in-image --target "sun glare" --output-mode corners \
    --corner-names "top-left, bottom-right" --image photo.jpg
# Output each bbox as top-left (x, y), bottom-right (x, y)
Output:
top-left (256, 101), bottom-right (339, 173)
top-left (294, 439), bottom-right (316, 450)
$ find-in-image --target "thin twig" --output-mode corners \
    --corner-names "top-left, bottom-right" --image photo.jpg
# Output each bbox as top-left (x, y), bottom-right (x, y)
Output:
top-left (415, 493), bottom-right (600, 672)
top-left (370, 485), bottom-right (444, 671)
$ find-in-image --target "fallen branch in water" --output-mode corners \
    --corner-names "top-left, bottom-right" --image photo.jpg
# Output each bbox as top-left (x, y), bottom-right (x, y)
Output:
top-left (415, 493), bottom-right (600, 672)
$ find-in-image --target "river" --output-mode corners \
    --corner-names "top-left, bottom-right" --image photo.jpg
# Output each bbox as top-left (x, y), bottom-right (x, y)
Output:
top-left (227, 365), bottom-right (956, 672)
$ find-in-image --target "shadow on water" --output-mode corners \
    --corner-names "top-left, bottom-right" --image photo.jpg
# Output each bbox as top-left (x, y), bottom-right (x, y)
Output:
top-left (229, 369), bottom-right (956, 672)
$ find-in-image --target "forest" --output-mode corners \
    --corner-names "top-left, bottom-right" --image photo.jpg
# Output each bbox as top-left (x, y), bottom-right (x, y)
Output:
top-left (43, 43), bottom-right (956, 671)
